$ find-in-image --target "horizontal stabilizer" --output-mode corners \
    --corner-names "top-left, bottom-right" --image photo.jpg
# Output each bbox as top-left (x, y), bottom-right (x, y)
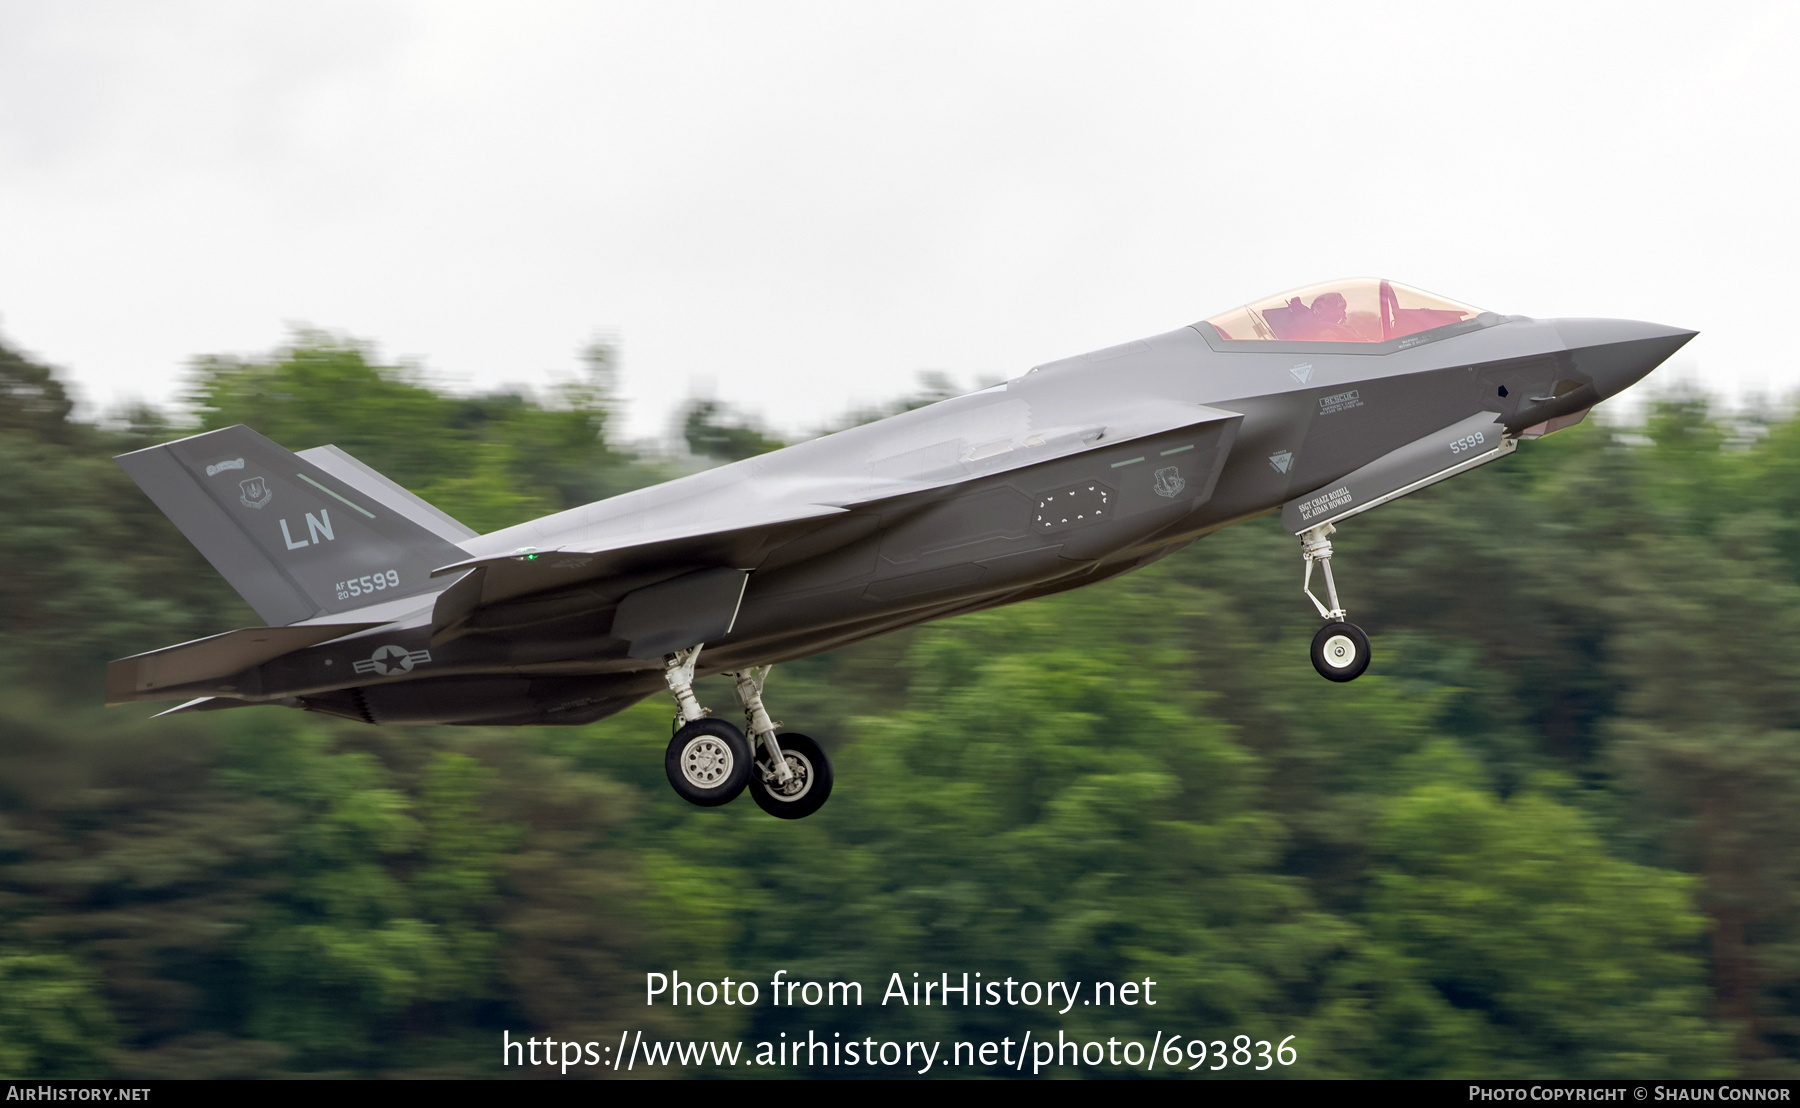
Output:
top-left (107, 623), bottom-right (380, 705)
top-left (1282, 411), bottom-right (1512, 533)
top-left (152, 696), bottom-right (259, 717)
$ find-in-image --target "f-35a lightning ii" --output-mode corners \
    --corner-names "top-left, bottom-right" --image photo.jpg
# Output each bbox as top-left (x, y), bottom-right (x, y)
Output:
top-left (109, 278), bottom-right (1693, 819)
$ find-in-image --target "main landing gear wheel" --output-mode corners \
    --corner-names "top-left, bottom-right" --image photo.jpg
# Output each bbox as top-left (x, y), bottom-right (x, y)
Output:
top-left (658, 651), bottom-right (828, 814)
top-left (665, 719), bottom-right (752, 807)
top-left (1311, 621), bottom-right (1371, 682)
top-left (747, 733), bottom-right (833, 820)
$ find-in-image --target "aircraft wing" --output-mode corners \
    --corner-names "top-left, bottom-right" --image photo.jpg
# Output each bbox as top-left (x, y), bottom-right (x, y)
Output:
top-left (428, 501), bottom-right (848, 608)
top-left (419, 395), bottom-right (1240, 651)
top-left (419, 499), bottom-right (852, 653)
top-left (428, 397), bottom-right (1240, 611)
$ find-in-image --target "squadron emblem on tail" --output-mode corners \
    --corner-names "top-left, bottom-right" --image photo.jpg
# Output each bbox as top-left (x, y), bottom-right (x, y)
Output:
top-left (238, 476), bottom-right (271, 509)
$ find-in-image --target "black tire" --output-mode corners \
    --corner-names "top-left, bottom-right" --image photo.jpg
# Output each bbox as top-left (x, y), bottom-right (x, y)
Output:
top-left (746, 733), bottom-right (833, 820)
top-left (665, 719), bottom-right (752, 807)
top-left (1311, 621), bottom-right (1371, 682)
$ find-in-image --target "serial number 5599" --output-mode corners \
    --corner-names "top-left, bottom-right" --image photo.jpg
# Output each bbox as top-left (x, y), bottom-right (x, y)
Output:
top-left (1449, 431), bottom-right (1487, 455)
top-left (337, 570), bottom-right (400, 600)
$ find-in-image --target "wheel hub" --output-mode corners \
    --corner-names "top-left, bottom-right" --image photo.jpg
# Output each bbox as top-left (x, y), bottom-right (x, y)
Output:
top-left (681, 737), bottom-right (735, 787)
top-left (763, 754), bottom-right (811, 799)
top-left (1321, 633), bottom-right (1358, 668)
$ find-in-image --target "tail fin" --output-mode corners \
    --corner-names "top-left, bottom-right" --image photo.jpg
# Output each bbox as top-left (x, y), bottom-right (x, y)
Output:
top-left (118, 426), bottom-right (474, 626)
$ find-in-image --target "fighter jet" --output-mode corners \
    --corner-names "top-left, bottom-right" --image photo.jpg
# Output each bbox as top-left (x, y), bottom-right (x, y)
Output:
top-left (108, 278), bottom-right (1692, 818)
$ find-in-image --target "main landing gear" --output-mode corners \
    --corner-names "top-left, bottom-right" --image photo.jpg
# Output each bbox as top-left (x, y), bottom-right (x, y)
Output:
top-left (1299, 523), bottom-right (1371, 682)
top-left (660, 648), bottom-right (833, 818)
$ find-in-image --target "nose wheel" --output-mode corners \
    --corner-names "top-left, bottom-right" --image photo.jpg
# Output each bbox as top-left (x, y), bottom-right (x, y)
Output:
top-left (1299, 523), bottom-right (1372, 682)
top-left (1311, 621), bottom-right (1370, 682)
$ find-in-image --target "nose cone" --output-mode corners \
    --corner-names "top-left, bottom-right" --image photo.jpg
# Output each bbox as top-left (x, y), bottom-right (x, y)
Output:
top-left (1554, 318), bottom-right (1697, 400)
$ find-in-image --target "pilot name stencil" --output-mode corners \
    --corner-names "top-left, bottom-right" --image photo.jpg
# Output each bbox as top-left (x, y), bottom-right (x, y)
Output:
top-left (1318, 389), bottom-right (1363, 416)
top-left (1296, 485), bottom-right (1355, 522)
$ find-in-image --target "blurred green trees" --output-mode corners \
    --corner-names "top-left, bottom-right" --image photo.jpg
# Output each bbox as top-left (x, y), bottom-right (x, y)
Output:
top-left (0, 948), bottom-right (117, 1079)
top-left (190, 332), bottom-right (664, 533)
top-left (1340, 777), bottom-right (1722, 1076)
top-left (0, 329), bottom-right (1795, 1077)
top-left (681, 398), bottom-right (788, 462)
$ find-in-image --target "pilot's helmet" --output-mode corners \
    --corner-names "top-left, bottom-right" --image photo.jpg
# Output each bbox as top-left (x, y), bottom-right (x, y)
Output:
top-left (1312, 292), bottom-right (1348, 323)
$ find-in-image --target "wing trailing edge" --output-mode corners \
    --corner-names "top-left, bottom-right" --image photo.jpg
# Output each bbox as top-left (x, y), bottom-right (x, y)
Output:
top-left (428, 502), bottom-right (847, 608)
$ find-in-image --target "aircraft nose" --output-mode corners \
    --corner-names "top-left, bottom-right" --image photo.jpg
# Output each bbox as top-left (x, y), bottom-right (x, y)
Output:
top-left (1554, 318), bottom-right (1697, 400)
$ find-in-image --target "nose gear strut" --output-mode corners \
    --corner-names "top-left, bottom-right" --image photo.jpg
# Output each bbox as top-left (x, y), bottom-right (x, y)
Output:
top-left (1298, 523), bottom-right (1372, 682)
top-left (1300, 523), bottom-right (1345, 621)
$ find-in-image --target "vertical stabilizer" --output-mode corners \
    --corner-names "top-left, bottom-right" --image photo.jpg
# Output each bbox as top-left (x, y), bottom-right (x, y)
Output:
top-left (295, 444), bottom-right (478, 543)
top-left (118, 426), bottom-right (472, 626)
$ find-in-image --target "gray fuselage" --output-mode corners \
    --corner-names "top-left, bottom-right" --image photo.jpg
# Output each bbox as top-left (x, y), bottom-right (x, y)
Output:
top-left (231, 312), bottom-right (1689, 726)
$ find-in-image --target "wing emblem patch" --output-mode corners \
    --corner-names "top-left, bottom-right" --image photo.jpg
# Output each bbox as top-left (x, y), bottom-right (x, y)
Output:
top-left (353, 645), bottom-right (431, 676)
top-left (238, 476), bottom-right (272, 509)
top-left (1153, 466), bottom-right (1185, 498)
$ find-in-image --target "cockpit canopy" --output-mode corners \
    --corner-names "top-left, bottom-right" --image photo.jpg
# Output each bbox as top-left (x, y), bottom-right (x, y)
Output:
top-left (1204, 278), bottom-right (1485, 344)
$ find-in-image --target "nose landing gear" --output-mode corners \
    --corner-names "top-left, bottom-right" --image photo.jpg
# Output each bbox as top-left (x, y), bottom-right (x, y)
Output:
top-left (1299, 524), bottom-right (1371, 682)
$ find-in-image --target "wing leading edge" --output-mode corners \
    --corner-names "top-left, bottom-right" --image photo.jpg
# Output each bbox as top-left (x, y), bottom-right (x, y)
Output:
top-left (426, 398), bottom-right (1243, 627)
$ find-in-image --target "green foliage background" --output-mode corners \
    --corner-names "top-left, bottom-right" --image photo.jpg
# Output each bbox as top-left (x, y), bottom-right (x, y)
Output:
top-left (0, 331), bottom-right (1794, 1078)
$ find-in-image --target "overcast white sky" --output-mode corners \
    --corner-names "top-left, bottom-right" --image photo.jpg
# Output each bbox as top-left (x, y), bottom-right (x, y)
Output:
top-left (1, 1), bottom-right (1795, 442)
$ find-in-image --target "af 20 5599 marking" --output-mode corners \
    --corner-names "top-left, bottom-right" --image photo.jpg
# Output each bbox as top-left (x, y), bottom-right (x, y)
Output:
top-left (337, 570), bottom-right (401, 601)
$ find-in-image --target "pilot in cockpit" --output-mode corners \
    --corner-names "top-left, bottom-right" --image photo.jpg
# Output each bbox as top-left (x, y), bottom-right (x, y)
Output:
top-left (1296, 292), bottom-right (1357, 341)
